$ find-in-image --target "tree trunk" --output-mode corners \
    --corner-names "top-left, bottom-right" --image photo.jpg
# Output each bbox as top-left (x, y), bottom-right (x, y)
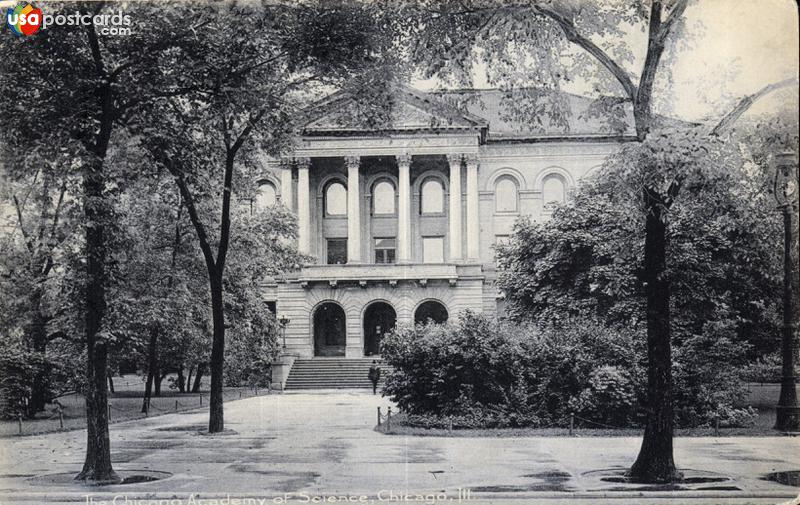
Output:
top-left (192, 363), bottom-right (204, 393)
top-left (141, 325), bottom-right (158, 413)
top-left (76, 152), bottom-right (117, 483)
top-left (186, 365), bottom-right (194, 393)
top-left (208, 274), bottom-right (225, 433)
top-left (27, 289), bottom-right (49, 418)
top-left (154, 370), bottom-right (164, 397)
top-left (177, 365), bottom-right (186, 393)
top-left (628, 194), bottom-right (681, 483)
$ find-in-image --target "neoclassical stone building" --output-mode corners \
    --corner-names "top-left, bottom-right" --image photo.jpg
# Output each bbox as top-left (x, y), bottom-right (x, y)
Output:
top-left (255, 86), bottom-right (632, 361)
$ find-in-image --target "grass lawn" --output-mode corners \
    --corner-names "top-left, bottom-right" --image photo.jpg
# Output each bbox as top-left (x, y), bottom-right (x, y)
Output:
top-left (376, 408), bottom-right (785, 438)
top-left (0, 374), bottom-right (274, 437)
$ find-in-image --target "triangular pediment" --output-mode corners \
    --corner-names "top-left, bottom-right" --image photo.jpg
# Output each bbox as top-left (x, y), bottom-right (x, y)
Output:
top-left (301, 86), bottom-right (487, 134)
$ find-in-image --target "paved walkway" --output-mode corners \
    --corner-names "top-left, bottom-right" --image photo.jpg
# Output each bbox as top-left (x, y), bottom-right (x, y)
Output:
top-left (0, 392), bottom-right (798, 504)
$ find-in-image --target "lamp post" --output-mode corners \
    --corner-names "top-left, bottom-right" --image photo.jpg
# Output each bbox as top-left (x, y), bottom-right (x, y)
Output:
top-left (773, 151), bottom-right (800, 432)
top-left (278, 315), bottom-right (291, 349)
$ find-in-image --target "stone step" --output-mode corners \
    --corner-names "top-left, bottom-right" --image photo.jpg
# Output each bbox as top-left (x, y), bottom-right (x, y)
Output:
top-left (284, 358), bottom-right (390, 390)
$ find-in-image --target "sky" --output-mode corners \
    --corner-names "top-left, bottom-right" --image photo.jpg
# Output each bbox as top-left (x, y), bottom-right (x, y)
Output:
top-left (1, 0), bottom-right (797, 123)
top-left (668, 0), bottom-right (798, 120)
top-left (412, 0), bottom-right (799, 123)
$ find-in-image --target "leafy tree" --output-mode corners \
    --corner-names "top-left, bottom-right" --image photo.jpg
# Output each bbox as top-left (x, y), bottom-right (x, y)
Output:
top-left (497, 131), bottom-right (783, 424)
top-left (140, 1), bottom-right (398, 433)
top-left (498, 130), bottom-right (783, 355)
top-left (403, 0), bottom-right (795, 481)
top-left (0, 1), bottom-right (217, 482)
top-left (0, 140), bottom-right (82, 417)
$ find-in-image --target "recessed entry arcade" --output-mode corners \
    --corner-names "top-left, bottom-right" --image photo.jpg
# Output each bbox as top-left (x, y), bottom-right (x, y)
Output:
top-left (310, 298), bottom-right (450, 357)
top-left (363, 301), bottom-right (397, 357)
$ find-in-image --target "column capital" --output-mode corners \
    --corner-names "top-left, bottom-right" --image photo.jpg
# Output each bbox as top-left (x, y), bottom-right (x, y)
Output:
top-left (464, 154), bottom-right (479, 168)
top-left (295, 157), bottom-right (311, 169)
top-left (446, 153), bottom-right (464, 167)
top-left (344, 155), bottom-right (360, 169)
top-left (279, 156), bottom-right (293, 169)
top-left (396, 153), bottom-right (412, 169)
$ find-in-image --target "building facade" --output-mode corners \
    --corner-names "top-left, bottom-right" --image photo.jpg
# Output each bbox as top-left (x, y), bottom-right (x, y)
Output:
top-left (257, 86), bottom-right (631, 359)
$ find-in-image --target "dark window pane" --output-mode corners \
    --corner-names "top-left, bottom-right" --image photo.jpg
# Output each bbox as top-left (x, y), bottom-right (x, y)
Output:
top-left (327, 239), bottom-right (348, 264)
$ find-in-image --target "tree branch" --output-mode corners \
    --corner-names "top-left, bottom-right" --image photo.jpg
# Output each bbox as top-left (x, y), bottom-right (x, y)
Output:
top-left (108, 19), bottom-right (213, 81)
top-left (48, 179), bottom-right (68, 244)
top-left (84, 23), bottom-right (106, 78)
top-left (12, 195), bottom-right (35, 254)
top-left (534, 4), bottom-right (637, 101)
top-left (230, 110), bottom-right (266, 154)
top-left (710, 77), bottom-right (799, 136)
top-left (159, 154), bottom-right (218, 276)
top-left (656, 0), bottom-right (689, 46)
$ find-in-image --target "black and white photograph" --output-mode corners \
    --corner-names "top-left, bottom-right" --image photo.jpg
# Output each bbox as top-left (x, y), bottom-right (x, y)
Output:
top-left (0, 1), bottom-right (798, 504)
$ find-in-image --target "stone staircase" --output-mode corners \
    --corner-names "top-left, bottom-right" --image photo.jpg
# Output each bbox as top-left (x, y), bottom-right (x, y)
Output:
top-left (284, 358), bottom-right (390, 390)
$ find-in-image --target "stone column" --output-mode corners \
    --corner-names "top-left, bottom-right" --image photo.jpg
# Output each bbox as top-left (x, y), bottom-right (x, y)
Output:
top-left (296, 157), bottom-right (311, 255)
top-left (447, 154), bottom-right (463, 262)
top-left (345, 155), bottom-right (361, 263)
top-left (397, 154), bottom-right (412, 263)
top-left (466, 155), bottom-right (480, 261)
top-left (280, 159), bottom-right (293, 211)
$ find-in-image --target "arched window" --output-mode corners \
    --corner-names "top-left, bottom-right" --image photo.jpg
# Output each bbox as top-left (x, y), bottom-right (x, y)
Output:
top-left (325, 181), bottom-right (347, 216)
top-left (254, 181), bottom-right (277, 211)
top-left (495, 177), bottom-right (518, 213)
top-left (414, 300), bottom-right (448, 325)
top-left (420, 178), bottom-right (444, 214)
top-left (542, 174), bottom-right (566, 206)
top-left (372, 180), bottom-right (395, 215)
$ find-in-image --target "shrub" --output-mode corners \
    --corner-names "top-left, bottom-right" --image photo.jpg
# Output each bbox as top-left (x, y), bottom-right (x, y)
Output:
top-left (568, 366), bottom-right (638, 427)
top-left (382, 312), bottom-right (756, 429)
top-left (0, 347), bottom-right (45, 419)
top-left (382, 312), bottom-right (644, 428)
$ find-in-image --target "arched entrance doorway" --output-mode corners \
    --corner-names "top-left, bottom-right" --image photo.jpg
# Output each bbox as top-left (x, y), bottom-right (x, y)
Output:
top-left (414, 300), bottom-right (448, 325)
top-left (363, 302), bottom-right (396, 357)
top-left (313, 302), bottom-right (346, 357)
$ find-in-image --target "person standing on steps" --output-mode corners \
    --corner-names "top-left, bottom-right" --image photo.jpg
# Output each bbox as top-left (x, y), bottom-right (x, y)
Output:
top-left (368, 360), bottom-right (381, 395)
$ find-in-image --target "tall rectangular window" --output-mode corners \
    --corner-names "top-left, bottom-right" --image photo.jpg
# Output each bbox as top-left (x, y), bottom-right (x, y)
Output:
top-left (326, 239), bottom-right (348, 265)
top-left (374, 237), bottom-right (396, 264)
top-left (422, 236), bottom-right (445, 264)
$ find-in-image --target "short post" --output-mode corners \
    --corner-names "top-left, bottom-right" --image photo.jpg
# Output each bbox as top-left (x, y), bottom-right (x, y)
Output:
top-left (714, 417), bottom-right (720, 437)
top-left (107, 403), bottom-right (111, 422)
top-left (377, 407), bottom-right (382, 427)
top-left (569, 413), bottom-right (574, 436)
top-left (18, 414), bottom-right (22, 435)
top-left (199, 393), bottom-right (202, 406)
top-left (175, 400), bottom-right (178, 412)
top-left (255, 385), bottom-right (259, 396)
top-left (59, 410), bottom-right (64, 430)
top-left (447, 417), bottom-right (453, 432)
top-left (386, 407), bottom-right (392, 432)
top-left (239, 390), bottom-right (242, 399)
